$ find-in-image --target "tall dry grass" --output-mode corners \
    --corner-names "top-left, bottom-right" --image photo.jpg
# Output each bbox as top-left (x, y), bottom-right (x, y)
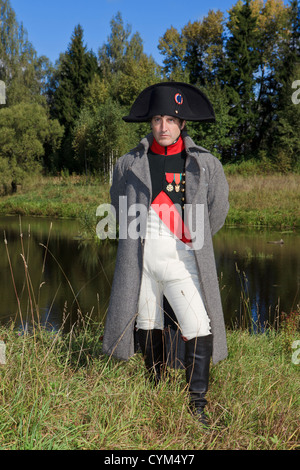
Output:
top-left (0, 319), bottom-right (299, 450)
top-left (226, 173), bottom-right (300, 227)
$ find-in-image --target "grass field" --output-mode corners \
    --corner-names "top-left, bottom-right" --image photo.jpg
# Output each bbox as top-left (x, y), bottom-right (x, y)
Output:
top-left (0, 313), bottom-right (299, 450)
top-left (226, 173), bottom-right (300, 228)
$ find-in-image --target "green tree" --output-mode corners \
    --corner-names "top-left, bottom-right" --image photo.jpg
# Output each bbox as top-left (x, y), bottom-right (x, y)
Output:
top-left (71, 13), bottom-right (160, 176)
top-left (0, 102), bottom-right (63, 185)
top-left (0, 0), bottom-right (50, 106)
top-left (187, 82), bottom-right (236, 160)
top-left (98, 12), bottom-right (132, 79)
top-left (50, 24), bottom-right (98, 171)
top-left (72, 99), bottom-right (137, 176)
top-left (91, 99), bottom-right (139, 175)
top-left (72, 107), bottom-right (95, 174)
top-left (158, 10), bottom-right (224, 84)
top-left (158, 25), bottom-right (188, 81)
top-left (272, 1), bottom-right (300, 171)
top-left (51, 25), bottom-right (98, 131)
top-left (250, 0), bottom-right (291, 157)
top-left (274, 0), bottom-right (300, 115)
top-left (183, 10), bottom-right (224, 86)
top-left (223, 0), bottom-right (261, 159)
top-left (115, 31), bottom-right (161, 106)
top-left (82, 74), bottom-right (109, 113)
top-left (275, 80), bottom-right (300, 171)
top-left (98, 12), bottom-right (160, 107)
top-left (248, 0), bottom-right (300, 168)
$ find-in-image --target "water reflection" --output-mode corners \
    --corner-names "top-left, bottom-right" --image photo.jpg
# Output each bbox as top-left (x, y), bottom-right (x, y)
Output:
top-left (214, 227), bottom-right (300, 329)
top-left (0, 217), bottom-right (299, 332)
top-left (0, 216), bottom-right (117, 332)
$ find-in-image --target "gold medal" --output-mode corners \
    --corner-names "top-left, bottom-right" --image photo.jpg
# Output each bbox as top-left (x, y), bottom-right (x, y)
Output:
top-left (166, 183), bottom-right (174, 192)
top-left (174, 173), bottom-right (181, 192)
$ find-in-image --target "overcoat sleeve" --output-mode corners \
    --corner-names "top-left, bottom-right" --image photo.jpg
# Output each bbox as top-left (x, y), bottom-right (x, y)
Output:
top-left (207, 159), bottom-right (229, 236)
top-left (110, 156), bottom-right (128, 224)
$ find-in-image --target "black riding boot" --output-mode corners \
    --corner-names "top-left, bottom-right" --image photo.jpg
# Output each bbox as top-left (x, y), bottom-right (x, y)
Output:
top-left (137, 329), bottom-right (165, 385)
top-left (185, 334), bottom-right (213, 426)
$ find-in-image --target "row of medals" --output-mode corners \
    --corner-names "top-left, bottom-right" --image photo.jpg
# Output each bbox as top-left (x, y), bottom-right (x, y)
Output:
top-left (166, 172), bottom-right (186, 193)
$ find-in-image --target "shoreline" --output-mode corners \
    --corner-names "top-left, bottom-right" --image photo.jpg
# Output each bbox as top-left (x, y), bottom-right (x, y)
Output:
top-left (0, 173), bottom-right (299, 229)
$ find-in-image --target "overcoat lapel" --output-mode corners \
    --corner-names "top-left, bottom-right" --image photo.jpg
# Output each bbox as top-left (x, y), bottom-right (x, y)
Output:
top-left (130, 136), bottom-right (152, 202)
top-left (185, 155), bottom-right (201, 205)
top-left (183, 133), bottom-right (202, 205)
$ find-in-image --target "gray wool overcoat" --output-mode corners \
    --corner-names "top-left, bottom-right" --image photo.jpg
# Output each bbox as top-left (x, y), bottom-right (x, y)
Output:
top-left (102, 131), bottom-right (230, 365)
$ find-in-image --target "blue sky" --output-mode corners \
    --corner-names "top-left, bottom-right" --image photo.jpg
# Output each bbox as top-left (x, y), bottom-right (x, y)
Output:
top-left (9, 0), bottom-right (239, 65)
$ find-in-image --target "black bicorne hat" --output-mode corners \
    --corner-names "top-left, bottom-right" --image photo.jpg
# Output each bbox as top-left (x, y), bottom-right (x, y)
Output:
top-left (122, 81), bottom-right (215, 123)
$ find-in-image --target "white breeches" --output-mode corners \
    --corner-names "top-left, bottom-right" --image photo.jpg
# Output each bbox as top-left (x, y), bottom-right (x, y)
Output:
top-left (136, 208), bottom-right (211, 340)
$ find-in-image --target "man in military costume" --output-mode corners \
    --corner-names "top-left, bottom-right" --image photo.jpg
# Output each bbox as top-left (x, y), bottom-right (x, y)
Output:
top-left (102, 82), bottom-right (229, 426)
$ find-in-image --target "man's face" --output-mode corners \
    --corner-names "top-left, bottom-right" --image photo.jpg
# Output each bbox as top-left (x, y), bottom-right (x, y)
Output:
top-left (151, 115), bottom-right (185, 147)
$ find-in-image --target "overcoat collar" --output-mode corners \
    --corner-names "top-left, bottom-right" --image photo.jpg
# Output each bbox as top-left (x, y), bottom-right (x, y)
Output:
top-left (129, 131), bottom-right (203, 205)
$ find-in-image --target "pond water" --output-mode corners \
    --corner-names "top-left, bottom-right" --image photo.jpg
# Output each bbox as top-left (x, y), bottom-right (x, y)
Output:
top-left (0, 216), bottom-right (299, 332)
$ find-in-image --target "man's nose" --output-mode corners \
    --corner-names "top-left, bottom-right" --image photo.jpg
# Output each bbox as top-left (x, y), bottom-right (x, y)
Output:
top-left (160, 118), bottom-right (168, 131)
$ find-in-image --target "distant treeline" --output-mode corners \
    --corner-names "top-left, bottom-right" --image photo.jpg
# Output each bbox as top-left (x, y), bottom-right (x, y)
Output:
top-left (0, 0), bottom-right (300, 186)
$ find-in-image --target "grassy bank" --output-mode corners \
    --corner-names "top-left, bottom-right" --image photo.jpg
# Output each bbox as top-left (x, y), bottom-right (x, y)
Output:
top-left (0, 175), bottom-right (110, 220)
top-left (226, 173), bottom-right (300, 228)
top-left (0, 314), bottom-right (299, 450)
top-left (0, 172), bottom-right (299, 229)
